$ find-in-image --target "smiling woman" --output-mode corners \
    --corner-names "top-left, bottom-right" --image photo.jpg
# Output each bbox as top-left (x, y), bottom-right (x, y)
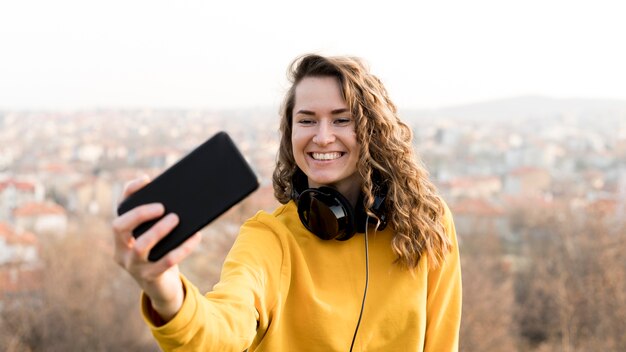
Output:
top-left (112, 53), bottom-right (462, 351)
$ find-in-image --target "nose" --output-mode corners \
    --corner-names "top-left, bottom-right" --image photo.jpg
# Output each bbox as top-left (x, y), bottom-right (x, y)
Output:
top-left (312, 121), bottom-right (335, 146)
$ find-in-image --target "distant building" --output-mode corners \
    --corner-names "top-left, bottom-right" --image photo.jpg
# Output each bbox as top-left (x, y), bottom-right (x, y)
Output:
top-left (68, 175), bottom-right (116, 216)
top-left (440, 176), bottom-right (502, 200)
top-left (0, 179), bottom-right (45, 221)
top-left (505, 143), bottom-right (564, 169)
top-left (75, 143), bottom-right (104, 163)
top-left (0, 146), bottom-right (16, 170)
top-left (504, 167), bottom-right (551, 196)
top-left (140, 147), bottom-right (182, 169)
top-left (13, 202), bottom-right (68, 237)
top-left (0, 222), bottom-right (39, 265)
top-left (433, 124), bottom-right (465, 148)
top-left (450, 198), bottom-right (510, 239)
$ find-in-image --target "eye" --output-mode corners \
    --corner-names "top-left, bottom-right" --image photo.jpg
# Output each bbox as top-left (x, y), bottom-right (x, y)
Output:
top-left (296, 118), bottom-right (315, 125)
top-left (334, 117), bottom-right (352, 125)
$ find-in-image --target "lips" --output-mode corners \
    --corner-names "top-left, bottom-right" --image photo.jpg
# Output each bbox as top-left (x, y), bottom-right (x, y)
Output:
top-left (309, 152), bottom-right (344, 161)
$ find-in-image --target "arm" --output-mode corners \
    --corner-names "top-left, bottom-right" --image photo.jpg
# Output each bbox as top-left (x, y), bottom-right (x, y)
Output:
top-left (141, 214), bottom-right (284, 351)
top-left (112, 176), bottom-right (201, 322)
top-left (424, 204), bottom-right (463, 352)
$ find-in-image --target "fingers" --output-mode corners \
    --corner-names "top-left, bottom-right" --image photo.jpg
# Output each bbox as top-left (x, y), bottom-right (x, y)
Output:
top-left (124, 230), bottom-right (201, 283)
top-left (133, 213), bottom-right (180, 259)
top-left (112, 203), bottom-right (165, 244)
top-left (112, 219), bottom-right (201, 294)
top-left (112, 203), bottom-right (166, 271)
top-left (122, 175), bottom-right (151, 199)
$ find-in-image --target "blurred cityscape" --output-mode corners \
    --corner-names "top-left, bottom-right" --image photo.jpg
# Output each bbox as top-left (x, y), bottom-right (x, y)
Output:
top-left (1, 96), bottom-right (625, 351)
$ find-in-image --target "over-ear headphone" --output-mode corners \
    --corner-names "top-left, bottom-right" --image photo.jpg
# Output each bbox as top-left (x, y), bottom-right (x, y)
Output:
top-left (292, 170), bottom-right (387, 241)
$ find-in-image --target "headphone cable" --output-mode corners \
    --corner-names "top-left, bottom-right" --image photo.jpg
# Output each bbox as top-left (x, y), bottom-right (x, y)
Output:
top-left (349, 216), bottom-right (372, 352)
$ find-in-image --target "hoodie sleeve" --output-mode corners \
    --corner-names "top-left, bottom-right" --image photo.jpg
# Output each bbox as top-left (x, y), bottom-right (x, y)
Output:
top-left (140, 212), bottom-right (285, 351)
top-left (424, 203), bottom-right (463, 352)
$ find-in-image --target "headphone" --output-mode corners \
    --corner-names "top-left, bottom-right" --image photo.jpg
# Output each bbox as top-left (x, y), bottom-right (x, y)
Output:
top-left (291, 169), bottom-right (385, 349)
top-left (292, 170), bottom-right (387, 241)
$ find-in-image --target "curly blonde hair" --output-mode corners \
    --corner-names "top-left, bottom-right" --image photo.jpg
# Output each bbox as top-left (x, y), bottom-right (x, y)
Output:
top-left (272, 54), bottom-right (451, 268)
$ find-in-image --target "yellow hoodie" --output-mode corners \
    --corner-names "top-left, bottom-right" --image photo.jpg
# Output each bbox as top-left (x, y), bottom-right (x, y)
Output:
top-left (141, 201), bottom-right (462, 351)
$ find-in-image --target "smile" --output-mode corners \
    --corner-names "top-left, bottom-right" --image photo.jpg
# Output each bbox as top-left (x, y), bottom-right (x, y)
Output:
top-left (310, 152), bottom-right (344, 161)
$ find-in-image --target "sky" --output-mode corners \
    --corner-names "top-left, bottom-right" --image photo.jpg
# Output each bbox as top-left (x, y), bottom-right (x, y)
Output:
top-left (1, 0), bottom-right (625, 110)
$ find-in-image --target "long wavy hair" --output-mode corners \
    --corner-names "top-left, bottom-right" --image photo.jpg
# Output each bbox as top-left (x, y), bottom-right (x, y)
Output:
top-left (272, 54), bottom-right (451, 269)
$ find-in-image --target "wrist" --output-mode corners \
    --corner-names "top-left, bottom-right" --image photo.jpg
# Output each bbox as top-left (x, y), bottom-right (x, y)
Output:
top-left (147, 276), bottom-right (185, 323)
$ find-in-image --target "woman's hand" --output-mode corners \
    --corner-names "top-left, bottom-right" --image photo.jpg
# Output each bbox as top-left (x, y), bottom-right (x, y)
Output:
top-left (112, 176), bottom-right (202, 321)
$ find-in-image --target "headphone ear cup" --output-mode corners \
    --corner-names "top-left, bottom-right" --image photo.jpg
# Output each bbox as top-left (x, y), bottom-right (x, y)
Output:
top-left (321, 187), bottom-right (356, 241)
top-left (296, 187), bottom-right (356, 241)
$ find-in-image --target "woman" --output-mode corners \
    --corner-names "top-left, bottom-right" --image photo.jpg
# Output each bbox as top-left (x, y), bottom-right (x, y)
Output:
top-left (112, 54), bottom-right (462, 351)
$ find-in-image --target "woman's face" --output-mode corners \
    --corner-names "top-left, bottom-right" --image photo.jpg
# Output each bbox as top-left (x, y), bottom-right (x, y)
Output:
top-left (291, 76), bottom-right (361, 199)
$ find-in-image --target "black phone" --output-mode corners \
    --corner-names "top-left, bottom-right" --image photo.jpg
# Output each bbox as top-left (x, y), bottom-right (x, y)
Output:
top-left (117, 131), bottom-right (259, 261)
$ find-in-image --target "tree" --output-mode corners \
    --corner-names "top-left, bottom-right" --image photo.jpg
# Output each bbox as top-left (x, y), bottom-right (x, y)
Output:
top-left (0, 215), bottom-right (158, 351)
top-left (514, 206), bottom-right (626, 351)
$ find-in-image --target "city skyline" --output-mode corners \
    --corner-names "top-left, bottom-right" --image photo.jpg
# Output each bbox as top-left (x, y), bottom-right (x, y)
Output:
top-left (1, 91), bottom-right (625, 351)
top-left (1, 0), bottom-right (625, 110)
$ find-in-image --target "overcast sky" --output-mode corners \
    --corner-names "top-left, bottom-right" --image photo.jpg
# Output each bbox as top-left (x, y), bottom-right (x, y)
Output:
top-left (1, 0), bottom-right (624, 110)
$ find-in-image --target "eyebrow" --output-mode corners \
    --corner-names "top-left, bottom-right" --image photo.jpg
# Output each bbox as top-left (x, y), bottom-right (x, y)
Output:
top-left (294, 108), bottom-right (350, 116)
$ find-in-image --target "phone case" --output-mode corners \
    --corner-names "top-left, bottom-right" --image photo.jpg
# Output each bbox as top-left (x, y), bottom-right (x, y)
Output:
top-left (117, 131), bottom-right (259, 261)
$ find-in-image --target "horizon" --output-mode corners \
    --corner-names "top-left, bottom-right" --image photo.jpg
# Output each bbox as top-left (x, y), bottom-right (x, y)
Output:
top-left (2, 94), bottom-right (626, 114)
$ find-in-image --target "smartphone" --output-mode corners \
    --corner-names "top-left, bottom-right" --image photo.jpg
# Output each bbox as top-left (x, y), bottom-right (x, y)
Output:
top-left (117, 131), bottom-right (259, 261)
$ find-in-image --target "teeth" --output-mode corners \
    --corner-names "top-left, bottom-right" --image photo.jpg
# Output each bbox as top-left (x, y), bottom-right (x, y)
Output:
top-left (312, 152), bottom-right (342, 160)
